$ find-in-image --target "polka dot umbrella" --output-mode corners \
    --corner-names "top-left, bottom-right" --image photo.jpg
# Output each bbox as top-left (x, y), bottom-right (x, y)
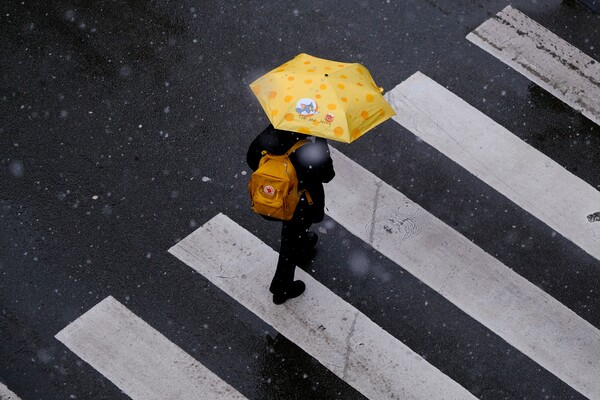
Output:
top-left (250, 53), bottom-right (396, 143)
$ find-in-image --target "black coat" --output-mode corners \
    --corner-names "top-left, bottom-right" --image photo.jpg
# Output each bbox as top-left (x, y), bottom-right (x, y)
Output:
top-left (247, 125), bottom-right (335, 223)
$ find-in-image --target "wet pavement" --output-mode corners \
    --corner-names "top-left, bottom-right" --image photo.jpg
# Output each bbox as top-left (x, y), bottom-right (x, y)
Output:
top-left (1, 1), bottom-right (599, 399)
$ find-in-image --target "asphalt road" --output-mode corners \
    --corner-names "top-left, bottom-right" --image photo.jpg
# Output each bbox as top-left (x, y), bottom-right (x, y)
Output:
top-left (1, 1), bottom-right (599, 399)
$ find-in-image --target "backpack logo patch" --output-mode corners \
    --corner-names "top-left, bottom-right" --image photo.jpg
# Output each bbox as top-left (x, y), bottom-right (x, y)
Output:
top-left (263, 185), bottom-right (275, 197)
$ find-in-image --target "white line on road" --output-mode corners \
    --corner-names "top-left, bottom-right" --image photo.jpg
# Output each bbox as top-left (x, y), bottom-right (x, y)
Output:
top-left (325, 147), bottom-right (600, 400)
top-left (385, 71), bottom-right (600, 262)
top-left (55, 296), bottom-right (247, 400)
top-left (467, 5), bottom-right (600, 126)
top-left (0, 382), bottom-right (22, 400)
top-left (169, 213), bottom-right (476, 400)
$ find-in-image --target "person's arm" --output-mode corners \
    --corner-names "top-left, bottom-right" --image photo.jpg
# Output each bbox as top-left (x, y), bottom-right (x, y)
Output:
top-left (315, 138), bottom-right (335, 183)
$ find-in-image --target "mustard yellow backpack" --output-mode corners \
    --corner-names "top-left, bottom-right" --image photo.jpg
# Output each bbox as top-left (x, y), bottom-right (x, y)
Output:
top-left (248, 139), bottom-right (312, 221)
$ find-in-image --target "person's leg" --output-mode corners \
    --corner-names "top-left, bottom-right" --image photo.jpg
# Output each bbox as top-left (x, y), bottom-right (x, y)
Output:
top-left (269, 220), bottom-right (298, 295)
top-left (270, 220), bottom-right (304, 282)
top-left (269, 208), bottom-right (313, 303)
top-left (291, 194), bottom-right (318, 250)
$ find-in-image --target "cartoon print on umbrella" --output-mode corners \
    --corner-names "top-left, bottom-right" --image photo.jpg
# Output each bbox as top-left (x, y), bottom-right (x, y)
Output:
top-left (296, 99), bottom-right (318, 116)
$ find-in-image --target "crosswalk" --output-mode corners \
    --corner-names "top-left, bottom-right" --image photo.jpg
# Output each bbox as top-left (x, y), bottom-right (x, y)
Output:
top-left (27, 5), bottom-right (599, 400)
top-left (0, 382), bottom-right (22, 400)
top-left (466, 5), bottom-right (600, 127)
top-left (326, 147), bottom-right (600, 398)
top-left (169, 213), bottom-right (477, 400)
top-left (55, 296), bottom-right (248, 400)
top-left (385, 71), bottom-right (600, 262)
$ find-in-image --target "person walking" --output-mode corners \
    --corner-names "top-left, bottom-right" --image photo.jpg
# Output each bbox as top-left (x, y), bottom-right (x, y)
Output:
top-left (247, 124), bottom-right (335, 305)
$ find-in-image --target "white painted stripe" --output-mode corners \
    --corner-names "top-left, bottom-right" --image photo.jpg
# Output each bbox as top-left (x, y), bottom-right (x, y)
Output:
top-left (0, 383), bottom-right (22, 400)
top-left (467, 5), bottom-right (600, 126)
top-left (385, 72), bottom-right (600, 262)
top-left (55, 296), bottom-right (247, 400)
top-left (324, 147), bottom-right (600, 400)
top-left (169, 213), bottom-right (476, 400)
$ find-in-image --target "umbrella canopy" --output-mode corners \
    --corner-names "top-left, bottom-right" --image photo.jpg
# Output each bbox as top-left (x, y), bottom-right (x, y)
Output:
top-left (250, 53), bottom-right (396, 143)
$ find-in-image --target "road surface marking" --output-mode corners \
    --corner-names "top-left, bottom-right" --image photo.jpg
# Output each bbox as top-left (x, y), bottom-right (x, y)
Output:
top-left (385, 71), bottom-right (600, 262)
top-left (169, 213), bottom-right (476, 400)
top-left (467, 5), bottom-right (600, 126)
top-left (325, 147), bottom-right (600, 400)
top-left (55, 296), bottom-right (247, 400)
top-left (0, 383), bottom-right (22, 400)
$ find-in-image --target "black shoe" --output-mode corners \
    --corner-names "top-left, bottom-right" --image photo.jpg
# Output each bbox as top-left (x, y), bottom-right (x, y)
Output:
top-left (272, 281), bottom-right (306, 305)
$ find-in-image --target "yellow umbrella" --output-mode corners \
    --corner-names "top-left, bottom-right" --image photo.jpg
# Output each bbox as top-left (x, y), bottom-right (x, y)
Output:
top-left (250, 53), bottom-right (396, 143)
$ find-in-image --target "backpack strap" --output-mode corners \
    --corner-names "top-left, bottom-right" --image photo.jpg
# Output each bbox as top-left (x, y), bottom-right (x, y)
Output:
top-left (303, 189), bottom-right (313, 205)
top-left (259, 138), bottom-right (308, 158)
top-left (285, 139), bottom-right (310, 156)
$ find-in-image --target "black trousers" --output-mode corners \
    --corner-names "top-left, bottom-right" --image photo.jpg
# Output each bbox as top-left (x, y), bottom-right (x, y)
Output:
top-left (269, 198), bottom-right (313, 294)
